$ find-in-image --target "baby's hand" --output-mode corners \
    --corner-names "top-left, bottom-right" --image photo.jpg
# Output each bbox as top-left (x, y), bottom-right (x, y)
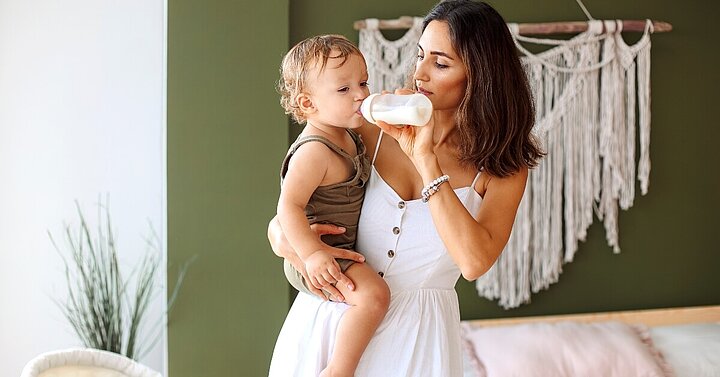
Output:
top-left (304, 250), bottom-right (343, 290)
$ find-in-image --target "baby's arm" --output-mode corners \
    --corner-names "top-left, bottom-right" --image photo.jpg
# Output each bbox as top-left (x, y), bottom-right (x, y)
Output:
top-left (277, 142), bottom-right (345, 290)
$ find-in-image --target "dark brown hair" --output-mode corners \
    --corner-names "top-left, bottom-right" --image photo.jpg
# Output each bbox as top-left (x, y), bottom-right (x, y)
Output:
top-left (422, 0), bottom-right (543, 177)
top-left (278, 35), bottom-right (363, 124)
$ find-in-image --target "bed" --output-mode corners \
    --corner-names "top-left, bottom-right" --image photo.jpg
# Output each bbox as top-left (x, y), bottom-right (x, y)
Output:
top-left (460, 305), bottom-right (720, 377)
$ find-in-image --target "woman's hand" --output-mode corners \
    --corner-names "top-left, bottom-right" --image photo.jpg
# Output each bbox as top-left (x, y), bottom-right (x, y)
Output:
top-left (267, 217), bottom-right (364, 301)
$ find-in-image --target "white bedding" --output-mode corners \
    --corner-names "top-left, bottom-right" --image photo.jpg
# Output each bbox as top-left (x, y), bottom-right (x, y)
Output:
top-left (650, 323), bottom-right (720, 377)
top-left (461, 321), bottom-right (720, 377)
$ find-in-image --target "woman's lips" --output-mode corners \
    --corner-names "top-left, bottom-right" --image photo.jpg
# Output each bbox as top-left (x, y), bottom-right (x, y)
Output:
top-left (417, 87), bottom-right (433, 95)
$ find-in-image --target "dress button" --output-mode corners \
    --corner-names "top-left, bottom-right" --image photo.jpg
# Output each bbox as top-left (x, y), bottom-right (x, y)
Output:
top-left (388, 250), bottom-right (395, 258)
top-left (398, 201), bottom-right (406, 209)
top-left (378, 271), bottom-right (384, 277)
top-left (392, 227), bottom-right (400, 235)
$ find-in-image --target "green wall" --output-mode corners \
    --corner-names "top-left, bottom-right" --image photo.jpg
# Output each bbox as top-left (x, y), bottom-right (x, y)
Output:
top-left (167, 1), bottom-right (289, 376)
top-left (168, 0), bottom-right (719, 375)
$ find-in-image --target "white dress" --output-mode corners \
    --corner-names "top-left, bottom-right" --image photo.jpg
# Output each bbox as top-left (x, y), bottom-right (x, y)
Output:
top-left (269, 134), bottom-right (483, 377)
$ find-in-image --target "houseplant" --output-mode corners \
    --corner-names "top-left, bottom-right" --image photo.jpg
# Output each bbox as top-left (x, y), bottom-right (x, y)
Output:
top-left (49, 199), bottom-right (192, 360)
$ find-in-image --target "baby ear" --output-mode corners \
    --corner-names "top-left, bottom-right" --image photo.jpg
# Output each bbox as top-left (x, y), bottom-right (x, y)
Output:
top-left (296, 93), bottom-right (316, 115)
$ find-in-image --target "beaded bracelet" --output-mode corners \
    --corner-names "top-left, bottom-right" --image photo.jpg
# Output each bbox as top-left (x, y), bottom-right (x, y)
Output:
top-left (421, 174), bottom-right (450, 203)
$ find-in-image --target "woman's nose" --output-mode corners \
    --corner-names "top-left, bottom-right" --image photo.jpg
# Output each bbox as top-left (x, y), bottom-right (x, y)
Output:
top-left (414, 60), bottom-right (429, 82)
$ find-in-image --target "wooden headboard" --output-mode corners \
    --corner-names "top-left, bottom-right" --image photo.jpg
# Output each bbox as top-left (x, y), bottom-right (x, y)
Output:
top-left (465, 305), bottom-right (720, 328)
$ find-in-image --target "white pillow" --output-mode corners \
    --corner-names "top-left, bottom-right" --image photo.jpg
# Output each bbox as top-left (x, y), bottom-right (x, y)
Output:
top-left (461, 321), bottom-right (673, 377)
top-left (650, 323), bottom-right (720, 377)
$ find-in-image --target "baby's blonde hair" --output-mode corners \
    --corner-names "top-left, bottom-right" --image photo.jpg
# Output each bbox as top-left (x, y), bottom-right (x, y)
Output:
top-left (278, 34), bottom-right (364, 124)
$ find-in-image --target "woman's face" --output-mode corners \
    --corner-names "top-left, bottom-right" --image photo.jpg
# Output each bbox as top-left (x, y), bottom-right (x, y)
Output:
top-left (414, 20), bottom-right (467, 112)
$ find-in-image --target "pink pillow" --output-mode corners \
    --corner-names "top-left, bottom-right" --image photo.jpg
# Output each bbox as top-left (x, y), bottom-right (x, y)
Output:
top-left (461, 321), bottom-right (674, 377)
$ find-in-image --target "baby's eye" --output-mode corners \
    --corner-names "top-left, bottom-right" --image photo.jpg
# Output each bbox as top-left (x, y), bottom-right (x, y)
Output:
top-left (338, 87), bottom-right (349, 93)
top-left (360, 81), bottom-right (368, 87)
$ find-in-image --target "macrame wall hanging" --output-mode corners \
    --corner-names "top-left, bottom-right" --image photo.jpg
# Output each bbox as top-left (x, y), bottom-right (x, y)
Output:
top-left (355, 8), bottom-right (672, 309)
top-left (358, 17), bottom-right (425, 94)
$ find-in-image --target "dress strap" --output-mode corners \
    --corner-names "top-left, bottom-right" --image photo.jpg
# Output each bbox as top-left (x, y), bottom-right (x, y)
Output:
top-left (470, 169), bottom-right (482, 190)
top-left (371, 131), bottom-right (383, 166)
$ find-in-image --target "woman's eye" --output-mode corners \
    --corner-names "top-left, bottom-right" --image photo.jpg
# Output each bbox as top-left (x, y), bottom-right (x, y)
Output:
top-left (435, 62), bottom-right (448, 69)
top-left (417, 54), bottom-right (424, 61)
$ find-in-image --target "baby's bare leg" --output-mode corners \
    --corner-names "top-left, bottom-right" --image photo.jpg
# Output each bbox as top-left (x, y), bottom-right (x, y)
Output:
top-left (320, 262), bottom-right (390, 377)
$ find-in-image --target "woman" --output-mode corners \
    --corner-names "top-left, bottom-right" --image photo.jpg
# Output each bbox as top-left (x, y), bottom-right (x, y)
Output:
top-left (268, 1), bottom-right (543, 375)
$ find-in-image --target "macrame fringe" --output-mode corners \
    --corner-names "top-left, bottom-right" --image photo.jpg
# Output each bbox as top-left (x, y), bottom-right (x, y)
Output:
top-left (359, 18), bottom-right (424, 94)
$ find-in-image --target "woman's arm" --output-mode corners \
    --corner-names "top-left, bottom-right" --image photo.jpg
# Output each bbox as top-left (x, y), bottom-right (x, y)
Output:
top-left (267, 216), bottom-right (365, 301)
top-left (374, 116), bottom-right (527, 281)
top-left (414, 154), bottom-right (527, 280)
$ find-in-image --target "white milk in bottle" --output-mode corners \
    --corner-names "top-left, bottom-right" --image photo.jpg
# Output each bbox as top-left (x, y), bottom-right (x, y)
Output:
top-left (360, 93), bottom-right (433, 126)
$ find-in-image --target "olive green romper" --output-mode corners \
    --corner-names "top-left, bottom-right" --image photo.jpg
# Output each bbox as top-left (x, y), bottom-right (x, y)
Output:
top-left (280, 129), bottom-right (370, 297)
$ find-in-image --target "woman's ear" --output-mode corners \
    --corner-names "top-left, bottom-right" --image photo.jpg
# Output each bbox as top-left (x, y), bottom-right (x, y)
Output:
top-left (296, 93), bottom-right (316, 116)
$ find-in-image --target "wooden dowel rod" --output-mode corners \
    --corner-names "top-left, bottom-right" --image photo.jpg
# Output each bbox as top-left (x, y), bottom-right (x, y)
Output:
top-left (353, 16), bottom-right (415, 31)
top-left (517, 20), bottom-right (672, 34)
top-left (353, 18), bottom-right (673, 34)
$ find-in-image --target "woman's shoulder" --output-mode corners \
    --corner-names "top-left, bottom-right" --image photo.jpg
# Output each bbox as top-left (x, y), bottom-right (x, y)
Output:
top-left (480, 166), bottom-right (528, 198)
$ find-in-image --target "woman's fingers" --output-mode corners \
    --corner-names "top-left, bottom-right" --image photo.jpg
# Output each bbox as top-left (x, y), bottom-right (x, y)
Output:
top-left (327, 247), bottom-right (365, 263)
top-left (375, 120), bottom-right (409, 140)
top-left (321, 270), bottom-right (336, 286)
top-left (329, 267), bottom-right (355, 292)
top-left (301, 267), bottom-right (345, 302)
top-left (323, 284), bottom-right (345, 302)
top-left (271, 218), bottom-right (350, 301)
top-left (288, 253), bottom-right (329, 297)
top-left (321, 259), bottom-right (343, 286)
top-left (299, 269), bottom-right (327, 301)
top-left (309, 222), bottom-right (346, 236)
top-left (309, 275), bottom-right (324, 291)
top-left (328, 266), bottom-right (344, 284)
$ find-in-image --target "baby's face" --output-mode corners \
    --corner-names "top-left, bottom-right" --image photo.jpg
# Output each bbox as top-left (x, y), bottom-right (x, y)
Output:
top-left (305, 52), bottom-right (370, 130)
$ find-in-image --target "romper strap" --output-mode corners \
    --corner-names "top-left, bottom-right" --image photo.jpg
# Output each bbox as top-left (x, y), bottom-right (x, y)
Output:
top-left (291, 135), bottom-right (351, 159)
top-left (281, 133), bottom-right (354, 180)
top-left (371, 131), bottom-right (383, 166)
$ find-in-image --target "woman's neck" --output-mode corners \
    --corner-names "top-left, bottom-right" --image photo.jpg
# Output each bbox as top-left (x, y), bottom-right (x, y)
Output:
top-left (432, 109), bottom-right (460, 148)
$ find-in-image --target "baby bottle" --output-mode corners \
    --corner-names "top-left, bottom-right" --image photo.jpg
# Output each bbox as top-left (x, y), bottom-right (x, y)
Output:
top-left (360, 93), bottom-right (433, 126)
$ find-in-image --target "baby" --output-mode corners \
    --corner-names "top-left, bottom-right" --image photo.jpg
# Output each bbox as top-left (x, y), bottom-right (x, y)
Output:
top-left (275, 35), bottom-right (390, 377)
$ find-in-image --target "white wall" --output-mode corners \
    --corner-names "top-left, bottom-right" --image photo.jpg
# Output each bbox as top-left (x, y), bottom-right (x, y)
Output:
top-left (0, 0), bottom-right (167, 375)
